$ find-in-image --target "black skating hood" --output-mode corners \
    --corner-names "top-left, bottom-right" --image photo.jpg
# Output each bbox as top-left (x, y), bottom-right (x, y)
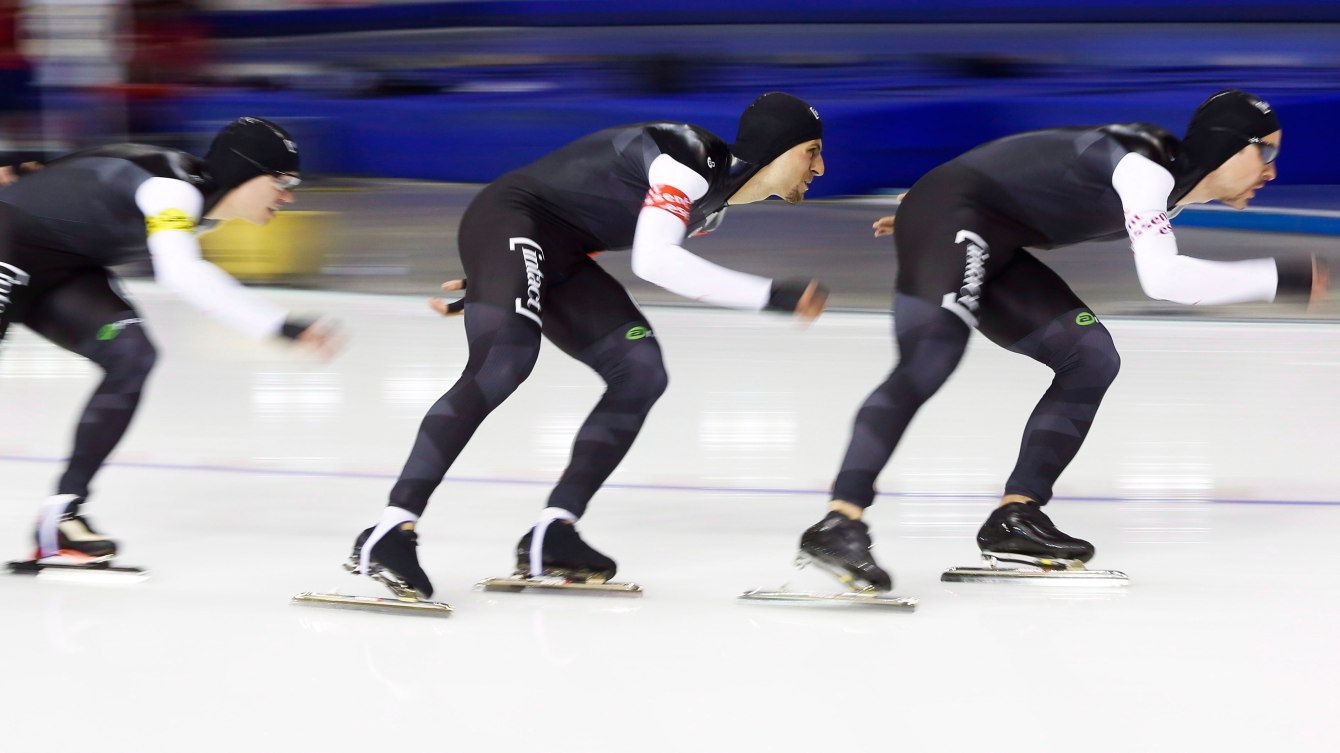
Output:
top-left (1171, 89), bottom-right (1279, 204)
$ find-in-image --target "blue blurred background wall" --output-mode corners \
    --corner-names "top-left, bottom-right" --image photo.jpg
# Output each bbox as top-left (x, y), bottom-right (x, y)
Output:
top-left (4, 1), bottom-right (1338, 195)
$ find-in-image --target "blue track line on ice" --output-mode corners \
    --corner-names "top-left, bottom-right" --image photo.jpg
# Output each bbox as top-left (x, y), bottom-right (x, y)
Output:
top-left (1, 452), bottom-right (1337, 508)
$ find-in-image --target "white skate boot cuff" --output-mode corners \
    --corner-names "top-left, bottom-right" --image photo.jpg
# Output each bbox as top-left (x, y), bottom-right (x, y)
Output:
top-left (37, 494), bottom-right (79, 557)
top-left (530, 508), bottom-right (577, 577)
top-left (360, 506), bottom-right (418, 575)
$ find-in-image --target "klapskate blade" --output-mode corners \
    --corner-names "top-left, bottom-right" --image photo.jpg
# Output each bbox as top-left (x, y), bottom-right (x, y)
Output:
top-left (940, 566), bottom-right (1129, 585)
top-left (475, 577), bottom-right (643, 596)
top-left (7, 559), bottom-right (149, 583)
top-left (290, 592), bottom-right (453, 616)
top-left (739, 588), bottom-right (918, 610)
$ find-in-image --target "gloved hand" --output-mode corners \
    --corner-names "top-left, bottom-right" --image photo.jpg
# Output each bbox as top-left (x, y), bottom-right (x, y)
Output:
top-left (429, 279), bottom-right (466, 317)
top-left (766, 279), bottom-right (828, 321)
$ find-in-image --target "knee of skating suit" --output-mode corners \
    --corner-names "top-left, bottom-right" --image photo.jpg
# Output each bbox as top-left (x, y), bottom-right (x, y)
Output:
top-left (34, 320), bottom-right (155, 561)
top-left (830, 294), bottom-right (970, 509)
top-left (388, 302), bottom-right (542, 514)
top-left (545, 322), bottom-right (669, 519)
top-left (57, 317), bottom-right (158, 498)
top-left (1002, 309), bottom-right (1120, 505)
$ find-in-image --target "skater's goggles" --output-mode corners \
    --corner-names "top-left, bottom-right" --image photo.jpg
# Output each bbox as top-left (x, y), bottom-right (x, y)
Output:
top-left (1209, 128), bottom-right (1279, 164)
top-left (230, 148), bottom-right (303, 190)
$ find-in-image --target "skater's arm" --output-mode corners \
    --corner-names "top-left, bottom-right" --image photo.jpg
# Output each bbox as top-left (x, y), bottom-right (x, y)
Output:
top-left (1112, 153), bottom-right (1308, 305)
top-left (135, 177), bottom-right (310, 340)
top-left (631, 154), bottom-right (822, 316)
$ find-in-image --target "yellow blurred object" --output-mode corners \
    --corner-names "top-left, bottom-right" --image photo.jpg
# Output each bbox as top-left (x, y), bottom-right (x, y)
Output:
top-left (200, 211), bottom-right (330, 280)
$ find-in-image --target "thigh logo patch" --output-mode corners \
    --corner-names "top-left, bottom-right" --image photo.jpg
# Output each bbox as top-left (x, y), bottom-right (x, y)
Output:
top-left (940, 229), bottom-right (990, 327)
top-left (511, 236), bottom-right (544, 326)
top-left (0, 262), bottom-right (30, 311)
top-left (1075, 311), bottom-right (1096, 326)
top-left (625, 325), bottom-right (653, 340)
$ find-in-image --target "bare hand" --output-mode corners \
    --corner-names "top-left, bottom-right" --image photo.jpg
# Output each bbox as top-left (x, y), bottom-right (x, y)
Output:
top-left (872, 192), bottom-right (906, 237)
top-left (0, 161), bottom-right (43, 186)
top-left (1308, 254), bottom-right (1329, 311)
top-left (795, 280), bottom-right (828, 321)
top-left (429, 279), bottom-right (466, 317)
top-left (294, 318), bottom-right (346, 359)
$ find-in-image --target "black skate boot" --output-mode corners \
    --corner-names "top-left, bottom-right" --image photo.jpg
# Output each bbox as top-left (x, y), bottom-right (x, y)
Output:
top-left (515, 521), bottom-right (617, 583)
top-left (34, 495), bottom-right (118, 563)
top-left (346, 523), bottom-right (433, 599)
top-left (976, 501), bottom-right (1094, 568)
top-left (798, 511), bottom-right (893, 592)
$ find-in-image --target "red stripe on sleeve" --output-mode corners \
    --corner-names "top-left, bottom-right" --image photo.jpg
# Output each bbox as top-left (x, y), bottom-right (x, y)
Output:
top-left (643, 184), bottom-right (692, 224)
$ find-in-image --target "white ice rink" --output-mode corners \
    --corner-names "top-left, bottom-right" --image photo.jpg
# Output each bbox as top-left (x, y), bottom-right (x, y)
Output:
top-left (2, 283), bottom-right (1339, 753)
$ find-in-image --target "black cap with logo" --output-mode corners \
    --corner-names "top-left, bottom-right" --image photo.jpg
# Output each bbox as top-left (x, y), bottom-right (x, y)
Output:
top-left (1181, 89), bottom-right (1279, 173)
top-left (205, 116), bottom-right (300, 192)
top-left (730, 92), bottom-right (823, 165)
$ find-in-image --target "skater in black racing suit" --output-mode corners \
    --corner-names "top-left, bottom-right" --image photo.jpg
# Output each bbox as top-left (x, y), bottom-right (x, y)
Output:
top-left (352, 92), bottom-right (829, 599)
top-left (0, 117), bottom-right (341, 567)
top-left (797, 89), bottom-right (1327, 591)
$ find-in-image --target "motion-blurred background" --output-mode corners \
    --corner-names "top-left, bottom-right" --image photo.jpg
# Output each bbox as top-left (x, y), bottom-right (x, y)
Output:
top-left (2, 0), bottom-right (1337, 315)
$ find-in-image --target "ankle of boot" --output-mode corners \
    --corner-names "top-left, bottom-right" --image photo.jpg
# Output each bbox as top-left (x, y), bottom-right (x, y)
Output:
top-left (828, 500), bottom-right (865, 520)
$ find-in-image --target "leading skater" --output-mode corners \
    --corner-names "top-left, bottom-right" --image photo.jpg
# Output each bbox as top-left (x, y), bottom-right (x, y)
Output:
top-left (1, 117), bottom-right (341, 567)
top-left (351, 92), bottom-right (828, 599)
top-left (798, 89), bottom-right (1327, 589)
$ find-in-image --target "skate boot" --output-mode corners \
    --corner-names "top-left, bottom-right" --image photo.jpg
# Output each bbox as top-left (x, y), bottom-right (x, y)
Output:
top-left (475, 509), bottom-right (638, 595)
top-left (346, 522), bottom-right (433, 600)
top-left (797, 511), bottom-right (893, 592)
top-left (975, 501), bottom-right (1094, 568)
top-left (34, 494), bottom-right (118, 563)
top-left (516, 522), bottom-right (617, 583)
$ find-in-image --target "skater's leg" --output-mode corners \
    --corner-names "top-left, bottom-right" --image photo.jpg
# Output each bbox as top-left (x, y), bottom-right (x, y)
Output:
top-left (356, 304), bottom-right (541, 592)
top-left (541, 261), bottom-right (668, 520)
top-left (25, 271), bottom-right (157, 499)
top-left (972, 251), bottom-right (1116, 562)
top-left (802, 296), bottom-right (972, 591)
top-left (803, 184), bottom-right (1026, 590)
top-left (976, 251), bottom-right (1121, 506)
top-left (386, 303), bottom-right (541, 516)
top-left (356, 183), bottom-right (569, 595)
top-left (506, 261), bottom-right (663, 579)
top-left (829, 293), bottom-right (969, 510)
top-left (23, 270), bottom-right (154, 559)
top-left (828, 181), bottom-right (1022, 515)
top-left (384, 184), bottom-right (561, 520)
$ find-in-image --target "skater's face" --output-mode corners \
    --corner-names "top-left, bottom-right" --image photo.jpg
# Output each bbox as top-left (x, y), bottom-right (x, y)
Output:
top-left (1206, 130), bottom-right (1280, 209)
top-left (771, 139), bottom-right (825, 204)
top-left (227, 173), bottom-right (299, 225)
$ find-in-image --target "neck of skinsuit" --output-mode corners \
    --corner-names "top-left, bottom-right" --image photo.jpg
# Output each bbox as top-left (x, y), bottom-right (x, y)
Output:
top-left (1169, 140), bottom-right (1211, 208)
top-left (722, 154), bottom-right (769, 205)
top-left (200, 177), bottom-right (229, 216)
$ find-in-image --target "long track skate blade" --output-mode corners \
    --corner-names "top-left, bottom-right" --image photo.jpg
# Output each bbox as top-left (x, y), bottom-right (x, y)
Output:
top-left (475, 576), bottom-right (642, 596)
top-left (739, 588), bottom-right (917, 610)
top-left (941, 566), bottom-right (1129, 585)
top-left (7, 559), bottom-right (148, 582)
top-left (290, 592), bottom-right (453, 616)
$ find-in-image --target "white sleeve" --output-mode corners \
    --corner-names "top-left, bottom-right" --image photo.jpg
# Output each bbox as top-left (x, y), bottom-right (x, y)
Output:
top-left (629, 154), bottom-right (773, 310)
top-left (135, 178), bottom-right (288, 339)
top-left (1112, 152), bottom-right (1278, 305)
